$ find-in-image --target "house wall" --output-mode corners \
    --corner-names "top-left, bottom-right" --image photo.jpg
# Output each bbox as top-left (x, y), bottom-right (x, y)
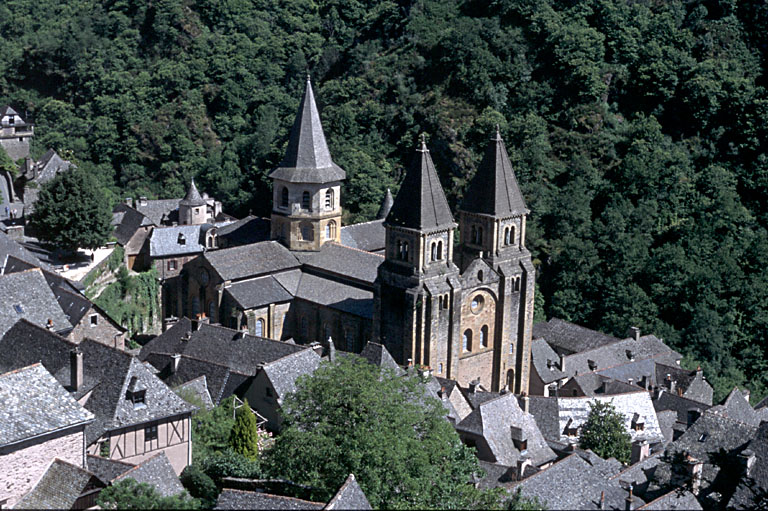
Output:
top-left (125, 227), bottom-right (152, 271)
top-left (68, 307), bottom-right (126, 349)
top-left (244, 372), bottom-right (281, 432)
top-left (0, 426), bottom-right (85, 508)
top-left (87, 415), bottom-right (191, 475)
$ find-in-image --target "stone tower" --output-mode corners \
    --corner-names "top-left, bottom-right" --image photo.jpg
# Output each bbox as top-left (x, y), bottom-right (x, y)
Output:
top-left (179, 179), bottom-right (207, 225)
top-left (269, 77), bottom-right (345, 251)
top-left (0, 106), bottom-right (33, 161)
top-left (374, 138), bottom-right (462, 379)
top-left (458, 127), bottom-right (534, 394)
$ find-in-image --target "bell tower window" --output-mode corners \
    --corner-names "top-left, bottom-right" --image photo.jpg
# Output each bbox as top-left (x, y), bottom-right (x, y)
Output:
top-left (281, 187), bottom-right (289, 208)
top-left (325, 189), bottom-right (334, 210)
top-left (302, 191), bottom-right (311, 211)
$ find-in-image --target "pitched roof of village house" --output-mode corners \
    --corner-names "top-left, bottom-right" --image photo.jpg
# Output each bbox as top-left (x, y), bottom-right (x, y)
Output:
top-left (134, 198), bottom-right (182, 226)
top-left (0, 268), bottom-right (71, 336)
top-left (532, 318), bottom-right (619, 356)
top-left (15, 458), bottom-right (103, 509)
top-left (112, 452), bottom-right (185, 497)
top-left (204, 240), bottom-right (300, 281)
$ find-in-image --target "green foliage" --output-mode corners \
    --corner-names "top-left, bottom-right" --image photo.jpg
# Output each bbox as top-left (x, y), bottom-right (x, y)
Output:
top-left (82, 245), bottom-right (124, 289)
top-left (0, 147), bottom-right (16, 176)
top-left (506, 489), bottom-right (546, 511)
top-left (179, 465), bottom-right (218, 509)
top-left (579, 400), bottom-right (632, 464)
top-left (96, 478), bottom-right (200, 509)
top-left (28, 168), bottom-right (112, 252)
top-left (190, 396), bottom-right (236, 461)
top-left (229, 398), bottom-right (260, 460)
top-left (262, 356), bottom-right (501, 509)
top-left (94, 267), bottom-right (159, 336)
top-left (197, 448), bottom-right (261, 485)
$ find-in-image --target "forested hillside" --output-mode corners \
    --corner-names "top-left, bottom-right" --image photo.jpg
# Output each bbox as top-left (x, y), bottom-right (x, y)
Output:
top-left (2, 0), bottom-right (768, 401)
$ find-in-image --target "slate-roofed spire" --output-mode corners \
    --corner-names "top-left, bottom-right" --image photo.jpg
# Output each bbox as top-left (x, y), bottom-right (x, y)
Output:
top-left (376, 188), bottom-right (394, 220)
top-left (180, 178), bottom-right (206, 206)
top-left (461, 126), bottom-right (528, 217)
top-left (269, 76), bottom-right (346, 184)
top-left (386, 136), bottom-right (455, 230)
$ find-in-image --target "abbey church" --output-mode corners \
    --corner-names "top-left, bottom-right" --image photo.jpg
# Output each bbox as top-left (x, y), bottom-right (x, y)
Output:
top-left (176, 77), bottom-right (535, 394)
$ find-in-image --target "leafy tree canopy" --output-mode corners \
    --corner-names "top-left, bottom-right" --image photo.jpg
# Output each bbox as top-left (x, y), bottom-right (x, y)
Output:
top-left (262, 356), bottom-right (503, 509)
top-left (96, 478), bottom-right (200, 510)
top-left (229, 397), bottom-right (260, 460)
top-left (579, 400), bottom-right (632, 464)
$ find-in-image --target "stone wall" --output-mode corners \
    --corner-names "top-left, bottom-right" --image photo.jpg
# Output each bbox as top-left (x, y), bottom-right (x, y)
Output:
top-left (0, 427), bottom-right (85, 508)
top-left (68, 307), bottom-right (126, 349)
top-left (458, 288), bottom-right (497, 388)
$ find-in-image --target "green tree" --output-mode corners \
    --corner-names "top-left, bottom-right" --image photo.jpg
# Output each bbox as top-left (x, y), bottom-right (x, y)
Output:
top-left (579, 400), bottom-right (632, 464)
top-left (0, 147), bottom-right (16, 176)
top-left (229, 398), bottom-right (260, 460)
top-left (179, 465), bottom-right (218, 509)
top-left (28, 168), bottom-right (112, 252)
top-left (96, 478), bottom-right (200, 509)
top-left (262, 356), bottom-right (502, 509)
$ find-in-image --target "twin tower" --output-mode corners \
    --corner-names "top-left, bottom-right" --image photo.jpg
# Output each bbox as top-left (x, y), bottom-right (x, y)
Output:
top-left (270, 77), bottom-right (534, 394)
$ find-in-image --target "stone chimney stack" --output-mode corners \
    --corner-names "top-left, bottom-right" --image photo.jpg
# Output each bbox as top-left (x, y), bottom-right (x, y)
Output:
top-left (70, 348), bottom-right (83, 391)
top-left (516, 456), bottom-right (531, 481)
top-left (626, 326), bottom-right (641, 341)
top-left (631, 440), bottom-right (650, 464)
top-left (685, 456), bottom-right (703, 495)
top-left (739, 449), bottom-right (756, 478)
top-left (468, 379), bottom-right (479, 394)
top-left (46, 318), bottom-right (54, 331)
top-left (327, 336), bottom-right (336, 362)
top-left (559, 353), bottom-right (566, 372)
top-left (171, 353), bottom-right (181, 374)
top-left (625, 484), bottom-right (635, 511)
top-left (521, 392), bottom-right (530, 413)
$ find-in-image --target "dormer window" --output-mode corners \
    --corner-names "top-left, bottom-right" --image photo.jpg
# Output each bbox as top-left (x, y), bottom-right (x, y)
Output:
top-left (7, 116), bottom-right (14, 126)
top-left (626, 350), bottom-right (634, 361)
top-left (13, 304), bottom-right (23, 314)
top-left (178, 233), bottom-right (186, 245)
top-left (588, 359), bottom-right (597, 371)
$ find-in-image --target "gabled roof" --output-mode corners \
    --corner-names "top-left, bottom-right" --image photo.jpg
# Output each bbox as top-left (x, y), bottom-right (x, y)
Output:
top-left (53, 286), bottom-right (92, 327)
top-left (340, 220), bottom-right (386, 253)
top-left (359, 342), bottom-right (403, 375)
top-left (87, 455), bottom-right (135, 484)
top-left (180, 179), bottom-right (206, 206)
top-left (269, 77), bottom-right (346, 184)
top-left (33, 149), bottom-right (71, 185)
top-left (0, 364), bottom-right (93, 446)
top-left (376, 188), bottom-right (394, 220)
top-left (385, 139), bottom-right (455, 231)
top-left (215, 489), bottom-right (324, 510)
top-left (461, 129), bottom-right (528, 217)
top-left (296, 242), bottom-right (382, 285)
top-left (262, 349), bottom-right (321, 400)
top-left (0, 230), bottom-right (46, 269)
top-left (134, 198), bottom-right (181, 226)
top-left (113, 452), bottom-right (185, 497)
top-left (530, 338), bottom-right (567, 384)
top-left (728, 422), bottom-right (768, 510)
top-left (325, 474), bottom-right (372, 510)
top-left (217, 215), bottom-right (271, 247)
top-left (0, 105), bottom-right (18, 117)
top-left (174, 375), bottom-right (214, 410)
top-left (0, 320), bottom-right (77, 374)
top-left (638, 489), bottom-right (703, 510)
top-left (225, 275), bottom-right (294, 310)
top-left (0, 268), bottom-right (70, 336)
top-left (709, 387), bottom-right (760, 426)
top-left (149, 223), bottom-right (210, 257)
top-left (294, 273), bottom-right (374, 319)
top-left (204, 241), bottom-right (300, 281)
top-left (112, 203), bottom-right (152, 246)
top-left (15, 458), bottom-right (103, 509)
top-left (532, 318), bottom-right (618, 356)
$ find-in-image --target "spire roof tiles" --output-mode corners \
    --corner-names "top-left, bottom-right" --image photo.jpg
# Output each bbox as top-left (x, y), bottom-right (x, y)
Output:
top-left (386, 138), bottom-right (455, 231)
top-left (376, 188), bottom-right (394, 220)
top-left (461, 128), bottom-right (528, 217)
top-left (270, 77), bottom-right (346, 184)
top-left (180, 179), bottom-right (206, 207)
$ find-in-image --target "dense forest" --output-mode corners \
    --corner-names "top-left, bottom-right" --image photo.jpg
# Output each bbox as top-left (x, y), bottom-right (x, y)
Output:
top-left (2, 0), bottom-right (768, 401)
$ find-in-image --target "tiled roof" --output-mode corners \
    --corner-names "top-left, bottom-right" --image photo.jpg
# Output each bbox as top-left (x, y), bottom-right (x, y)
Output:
top-left (87, 454), bottom-right (135, 484)
top-left (180, 179), bottom-right (206, 206)
top-left (340, 220), bottom-right (386, 253)
top-left (385, 139), bottom-right (455, 231)
top-left (217, 215), bottom-right (271, 247)
top-left (15, 459), bottom-right (102, 509)
top-left (113, 452), bottom-right (185, 497)
top-left (325, 474), bottom-right (372, 510)
top-left (33, 149), bottom-right (72, 185)
top-left (530, 337), bottom-right (566, 384)
top-left (150, 223), bottom-right (219, 257)
top-left (205, 241), bottom-right (300, 281)
top-left (295, 273), bottom-right (374, 319)
top-left (134, 198), bottom-right (181, 226)
top-left (174, 375), bottom-right (214, 410)
top-left (269, 77), bottom-right (346, 184)
top-left (215, 489), bottom-right (324, 510)
top-left (637, 489), bottom-right (703, 510)
top-left (262, 349), bottom-right (321, 400)
top-left (224, 276), bottom-right (294, 310)
top-left (728, 422), bottom-right (768, 510)
top-left (532, 318), bottom-right (618, 356)
top-left (456, 393), bottom-right (556, 467)
top-left (708, 387), bottom-right (761, 426)
top-left (112, 203), bottom-right (151, 246)
top-left (0, 269), bottom-right (71, 336)
top-left (460, 130), bottom-right (528, 217)
top-left (359, 342), bottom-right (403, 375)
top-left (296, 242), bottom-right (382, 285)
top-left (653, 390), bottom-right (711, 425)
top-left (0, 364), bottom-right (93, 446)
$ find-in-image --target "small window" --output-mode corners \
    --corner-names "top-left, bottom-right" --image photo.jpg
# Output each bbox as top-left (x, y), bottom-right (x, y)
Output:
top-left (255, 319), bottom-right (264, 337)
top-left (438, 363), bottom-right (443, 374)
top-left (177, 233), bottom-right (186, 245)
top-left (90, 314), bottom-right (98, 326)
top-left (431, 242), bottom-right (437, 261)
top-left (7, 117), bottom-right (14, 126)
top-left (302, 191), bottom-right (311, 210)
top-left (698, 433), bottom-right (708, 442)
top-left (437, 241), bottom-right (443, 260)
top-left (145, 423), bottom-right (158, 441)
top-left (13, 304), bottom-right (23, 314)
top-left (266, 387), bottom-right (273, 398)
top-left (325, 189), bottom-right (334, 209)
top-left (463, 330), bottom-right (473, 352)
top-left (470, 295), bottom-right (484, 313)
top-left (510, 343), bottom-right (514, 354)
top-left (281, 187), bottom-right (289, 208)
top-left (480, 325), bottom-right (488, 348)
top-left (168, 260), bottom-right (177, 271)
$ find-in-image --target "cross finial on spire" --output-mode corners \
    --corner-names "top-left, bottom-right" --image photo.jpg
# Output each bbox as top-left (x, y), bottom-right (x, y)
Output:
top-left (419, 133), bottom-right (427, 150)
top-left (495, 124), bottom-right (501, 140)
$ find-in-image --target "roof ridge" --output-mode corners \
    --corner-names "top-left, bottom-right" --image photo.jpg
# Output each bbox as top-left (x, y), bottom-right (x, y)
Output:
top-left (222, 488), bottom-right (324, 505)
top-left (111, 452), bottom-right (166, 482)
top-left (327, 241), bottom-right (384, 258)
top-left (11, 318), bottom-right (78, 345)
top-left (0, 361), bottom-right (43, 378)
top-left (264, 346), bottom-right (317, 367)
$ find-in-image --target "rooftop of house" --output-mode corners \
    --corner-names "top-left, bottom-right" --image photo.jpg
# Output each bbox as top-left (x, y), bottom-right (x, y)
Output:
top-left (32, 148), bottom-right (72, 185)
top-left (359, 342), bottom-right (404, 375)
top-left (112, 452), bottom-right (185, 497)
top-left (14, 458), bottom-right (103, 509)
top-left (294, 242), bottom-right (383, 286)
top-left (294, 272), bottom-right (374, 319)
top-left (708, 387), bottom-right (761, 427)
top-left (204, 240), bottom-right (300, 281)
top-left (532, 318), bottom-right (619, 356)
top-left (0, 363), bottom-right (94, 446)
top-left (215, 489), bottom-right (325, 510)
top-left (224, 275), bottom-right (294, 310)
top-left (653, 389), bottom-right (712, 426)
top-left (52, 285), bottom-right (93, 327)
top-left (87, 455), bottom-right (136, 484)
top-left (0, 268), bottom-right (71, 336)
top-left (340, 219), bottom-right (386, 253)
top-left (325, 474), bottom-right (372, 510)
top-left (262, 348), bottom-right (322, 401)
top-left (149, 222), bottom-right (232, 258)
top-left (216, 215), bottom-right (271, 247)
top-left (134, 198), bottom-right (182, 226)
top-left (728, 421), bottom-right (768, 509)
top-left (637, 489), bottom-right (703, 510)
top-left (173, 375), bottom-right (214, 410)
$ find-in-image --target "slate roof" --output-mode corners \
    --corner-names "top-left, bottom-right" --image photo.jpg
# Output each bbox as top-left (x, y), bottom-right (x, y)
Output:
top-left (205, 241), bottom-right (300, 281)
top-left (728, 422), bottom-right (768, 509)
top-left (0, 364), bottom-right (93, 446)
top-left (294, 273), bottom-right (374, 319)
top-left (376, 188), bottom-right (394, 220)
top-left (461, 129), bottom-right (528, 217)
top-left (531, 337), bottom-right (567, 384)
top-left (262, 349), bottom-right (321, 401)
top-left (0, 268), bottom-right (71, 336)
top-left (359, 342), bottom-right (403, 375)
top-left (180, 179), bottom-right (206, 206)
top-left (653, 390), bottom-right (711, 426)
top-left (340, 220), bottom-right (386, 253)
top-left (53, 286), bottom-right (92, 327)
top-left (225, 276), bottom-right (294, 310)
top-left (33, 149), bottom-right (72, 185)
top-left (0, 320), bottom-right (78, 374)
top-left (524, 396), bottom-right (561, 442)
top-left (113, 452), bottom-right (185, 497)
top-left (215, 489), bottom-right (324, 510)
top-left (325, 474), bottom-right (372, 510)
top-left (708, 387), bottom-right (761, 426)
top-left (533, 318), bottom-right (618, 356)
top-left (0, 230), bottom-right (49, 270)
top-left (149, 223), bottom-right (210, 257)
top-left (385, 139), bottom-right (455, 231)
top-left (269, 77), bottom-right (346, 184)
top-left (112, 204), bottom-right (151, 246)
top-left (135, 198), bottom-right (181, 226)
top-left (0, 105), bottom-right (18, 117)
top-left (14, 459), bottom-right (102, 509)
top-left (637, 489), bottom-right (703, 510)
top-left (565, 373), bottom-right (640, 397)
top-left (654, 363), bottom-right (712, 405)
top-left (456, 393), bottom-right (556, 467)
top-left (296, 242), bottom-right (382, 285)
top-left (217, 215), bottom-right (271, 247)
top-left (87, 454), bottom-right (135, 484)
top-left (174, 375), bottom-right (215, 410)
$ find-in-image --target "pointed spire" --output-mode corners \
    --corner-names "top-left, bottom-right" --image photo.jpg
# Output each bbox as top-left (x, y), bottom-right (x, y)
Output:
top-left (376, 188), bottom-right (394, 220)
top-left (461, 129), bottom-right (528, 217)
top-left (386, 138), bottom-right (455, 230)
top-left (180, 178), bottom-right (206, 206)
top-left (269, 76), bottom-right (346, 184)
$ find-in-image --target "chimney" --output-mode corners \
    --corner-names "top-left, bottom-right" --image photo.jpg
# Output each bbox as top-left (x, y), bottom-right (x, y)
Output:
top-left (626, 326), bottom-right (641, 341)
top-left (559, 353), bottom-right (566, 372)
top-left (631, 440), bottom-right (650, 464)
top-left (640, 375), bottom-right (651, 390)
top-left (171, 353), bottom-right (181, 374)
top-left (439, 386), bottom-right (448, 401)
top-left (46, 318), bottom-right (54, 331)
top-left (625, 484), bottom-right (635, 511)
top-left (124, 197), bottom-right (133, 207)
top-left (669, 380), bottom-right (677, 394)
top-left (468, 379), bottom-right (479, 394)
top-left (139, 196), bottom-right (148, 206)
top-left (70, 348), bottom-right (83, 391)
top-left (235, 330), bottom-right (247, 340)
top-left (516, 456), bottom-right (532, 481)
top-left (739, 449), bottom-right (756, 477)
top-left (599, 491), bottom-right (605, 510)
top-left (182, 330), bottom-right (192, 341)
top-left (327, 336), bottom-right (336, 362)
top-left (685, 455), bottom-right (703, 496)
top-left (742, 388), bottom-right (751, 403)
top-left (521, 392), bottom-right (530, 413)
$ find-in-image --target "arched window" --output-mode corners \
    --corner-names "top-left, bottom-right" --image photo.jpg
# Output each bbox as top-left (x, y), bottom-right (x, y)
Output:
top-left (302, 191), bottom-right (311, 210)
top-left (328, 220), bottom-right (336, 239)
top-left (504, 227), bottom-right (511, 245)
top-left (300, 222), bottom-right (313, 241)
top-left (480, 325), bottom-right (489, 348)
top-left (477, 226), bottom-right (483, 244)
top-left (438, 363), bottom-right (443, 374)
top-left (255, 319), bottom-right (264, 337)
top-left (281, 187), bottom-right (289, 208)
top-left (431, 242), bottom-right (437, 262)
top-left (463, 329), bottom-right (473, 352)
top-left (403, 241), bottom-right (409, 261)
top-left (471, 226), bottom-right (477, 244)
top-left (437, 241), bottom-right (443, 260)
top-left (325, 189), bottom-right (334, 210)
top-left (511, 224), bottom-right (516, 245)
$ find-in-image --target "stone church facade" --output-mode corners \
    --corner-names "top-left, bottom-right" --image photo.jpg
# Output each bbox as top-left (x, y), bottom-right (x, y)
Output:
top-left (177, 77), bottom-right (535, 394)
